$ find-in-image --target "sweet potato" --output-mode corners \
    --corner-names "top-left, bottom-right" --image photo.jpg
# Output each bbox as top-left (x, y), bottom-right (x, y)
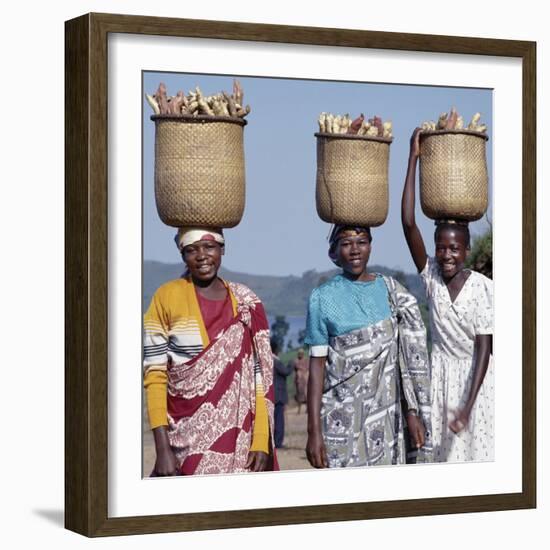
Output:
top-left (168, 91), bottom-right (185, 115)
top-left (446, 107), bottom-right (458, 130)
top-left (145, 93), bottom-right (160, 114)
top-left (358, 120), bottom-right (371, 136)
top-left (318, 112), bottom-right (327, 133)
top-left (154, 82), bottom-right (170, 114)
top-left (233, 79), bottom-right (244, 106)
top-left (187, 101), bottom-right (199, 114)
top-left (211, 98), bottom-right (225, 116)
top-left (223, 91), bottom-right (237, 117)
top-left (371, 116), bottom-right (384, 136)
top-left (468, 112), bottom-right (481, 130)
top-left (348, 114), bottom-right (364, 134)
top-left (325, 114), bottom-right (334, 134)
top-left (333, 115), bottom-right (343, 134)
top-left (436, 112), bottom-right (448, 130)
top-left (341, 114), bottom-right (350, 133)
top-left (197, 97), bottom-right (214, 116)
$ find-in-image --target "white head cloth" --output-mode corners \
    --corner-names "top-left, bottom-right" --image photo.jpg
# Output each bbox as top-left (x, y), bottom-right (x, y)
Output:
top-left (175, 227), bottom-right (225, 250)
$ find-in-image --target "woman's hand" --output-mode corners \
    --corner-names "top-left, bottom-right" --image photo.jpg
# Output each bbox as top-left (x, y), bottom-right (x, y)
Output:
top-left (153, 446), bottom-right (179, 476)
top-left (406, 412), bottom-right (426, 449)
top-left (410, 127), bottom-right (423, 159)
top-left (306, 429), bottom-right (328, 468)
top-left (245, 451), bottom-right (269, 472)
top-left (449, 407), bottom-right (471, 434)
top-left (152, 425), bottom-right (179, 476)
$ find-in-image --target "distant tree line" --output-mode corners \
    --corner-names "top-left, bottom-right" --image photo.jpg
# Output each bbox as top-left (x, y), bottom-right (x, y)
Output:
top-left (466, 226), bottom-right (492, 279)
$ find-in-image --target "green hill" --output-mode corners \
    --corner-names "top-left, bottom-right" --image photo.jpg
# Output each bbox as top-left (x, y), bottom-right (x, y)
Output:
top-left (143, 261), bottom-right (426, 316)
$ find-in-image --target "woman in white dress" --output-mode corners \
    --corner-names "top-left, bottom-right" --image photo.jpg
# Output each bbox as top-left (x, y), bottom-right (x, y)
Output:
top-left (401, 128), bottom-right (494, 462)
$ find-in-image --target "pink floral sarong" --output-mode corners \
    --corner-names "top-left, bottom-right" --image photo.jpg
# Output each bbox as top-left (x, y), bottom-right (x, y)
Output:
top-left (166, 282), bottom-right (278, 475)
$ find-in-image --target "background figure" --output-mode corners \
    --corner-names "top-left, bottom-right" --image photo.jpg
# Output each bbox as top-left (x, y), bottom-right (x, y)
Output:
top-left (291, 348), bottom-right (309, 414)
top-left (272, 339), bottom-right (293, 448)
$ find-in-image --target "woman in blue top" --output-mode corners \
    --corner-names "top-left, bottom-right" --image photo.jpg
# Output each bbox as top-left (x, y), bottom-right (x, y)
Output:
top-left (305, 225), bottom-right (432, 468)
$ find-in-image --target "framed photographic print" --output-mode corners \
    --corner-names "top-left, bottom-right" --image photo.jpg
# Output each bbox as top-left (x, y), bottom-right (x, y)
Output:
top-left (65, 12), bottom-right (536, 537)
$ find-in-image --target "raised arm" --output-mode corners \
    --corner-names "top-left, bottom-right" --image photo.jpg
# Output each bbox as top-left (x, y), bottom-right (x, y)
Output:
top-left (401, 127), bottom-right (428, 273)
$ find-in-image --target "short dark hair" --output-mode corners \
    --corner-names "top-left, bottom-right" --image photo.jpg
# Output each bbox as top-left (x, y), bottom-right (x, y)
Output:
top-left (434, 220), bottom-right (471, 249)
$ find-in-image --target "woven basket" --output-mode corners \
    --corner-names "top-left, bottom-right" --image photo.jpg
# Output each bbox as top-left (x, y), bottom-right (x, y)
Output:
top-left (152, 114), bottom-right (247, 228)
top-left (419, 130), bottom-right (489, 221)
top-left (315, 133), bottom-right (392, 226)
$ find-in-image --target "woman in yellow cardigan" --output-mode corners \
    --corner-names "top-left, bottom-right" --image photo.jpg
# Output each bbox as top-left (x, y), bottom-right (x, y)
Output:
top-left (143, 227), bottom-right (277, 475)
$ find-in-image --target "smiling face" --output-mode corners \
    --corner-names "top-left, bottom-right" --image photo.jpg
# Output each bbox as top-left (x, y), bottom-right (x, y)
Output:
top-left (182, 239), bottom-right (223, 283)
top-left (335, 229), bottom-right (372, 279)
top-left (435, 227), bottom-right (469, 281)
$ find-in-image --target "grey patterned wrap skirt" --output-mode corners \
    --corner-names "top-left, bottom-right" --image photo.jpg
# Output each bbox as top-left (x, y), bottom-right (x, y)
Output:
top-left (321, 276), bottom-right (432, 467)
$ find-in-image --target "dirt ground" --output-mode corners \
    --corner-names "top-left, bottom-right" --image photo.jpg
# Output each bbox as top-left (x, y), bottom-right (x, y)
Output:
top-left (143, 402), bottom-right (312, 475)
top-left (273, 404), bottom-right (312, 470)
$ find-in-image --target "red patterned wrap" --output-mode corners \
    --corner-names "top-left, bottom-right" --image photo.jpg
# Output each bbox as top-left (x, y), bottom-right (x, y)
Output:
top-left (166, 282), bottom-right (278, 475)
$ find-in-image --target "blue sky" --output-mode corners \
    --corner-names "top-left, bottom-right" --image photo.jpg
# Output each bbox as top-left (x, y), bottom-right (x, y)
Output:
top-left (143, 72), bottom-right (492, 276)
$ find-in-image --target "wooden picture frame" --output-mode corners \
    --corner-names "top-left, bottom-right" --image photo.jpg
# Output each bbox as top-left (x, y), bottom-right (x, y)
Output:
top-left (65, 12), bottom-right (536, 537)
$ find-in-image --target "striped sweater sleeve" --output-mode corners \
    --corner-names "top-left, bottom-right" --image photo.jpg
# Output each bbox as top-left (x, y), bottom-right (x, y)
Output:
top-left (143, 291), bottom-right (169, 373)
top-left (143, 370), bottom-right (168, 429)
top-left (143, 291), bottom-right (169, 428)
